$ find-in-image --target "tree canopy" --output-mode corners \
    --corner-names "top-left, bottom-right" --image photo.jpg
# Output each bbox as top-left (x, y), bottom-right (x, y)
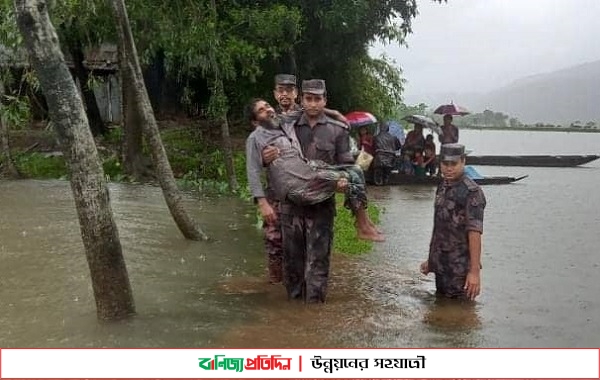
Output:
top-left (0, 0), bottom-right (448, 123)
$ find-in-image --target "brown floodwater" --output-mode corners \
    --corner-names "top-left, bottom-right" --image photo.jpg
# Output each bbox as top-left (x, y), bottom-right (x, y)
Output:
top-left (1, 130), bottom-right (599, 348)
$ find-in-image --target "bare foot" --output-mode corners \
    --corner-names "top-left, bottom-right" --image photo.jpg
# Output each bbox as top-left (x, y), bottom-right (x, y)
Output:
top-left (368, 220), bottom-right (382, 234)
top-left (357, 229), bottom-right (386, 242)
top-left (356, 220), bottom-right (382, 234)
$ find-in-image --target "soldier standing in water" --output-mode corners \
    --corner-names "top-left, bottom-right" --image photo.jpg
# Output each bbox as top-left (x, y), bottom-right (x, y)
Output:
top-left (421, 143), bottom-right (486, 301)
top-left (260, 74), bottom-right (350, 284)
top-left (262, 79), bottom-right (383, 303)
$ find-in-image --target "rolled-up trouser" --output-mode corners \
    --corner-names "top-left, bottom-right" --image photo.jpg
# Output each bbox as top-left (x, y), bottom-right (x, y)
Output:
top-left (286, 161), bottom-right (368, 216)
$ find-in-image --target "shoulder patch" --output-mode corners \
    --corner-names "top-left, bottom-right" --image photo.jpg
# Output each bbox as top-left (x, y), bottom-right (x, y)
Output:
top-left (326, 116), bottom-right (350, 130)
top-left (463, 176), bottom-right (481, 191)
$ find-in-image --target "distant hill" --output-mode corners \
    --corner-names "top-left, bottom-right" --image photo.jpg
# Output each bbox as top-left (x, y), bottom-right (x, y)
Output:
top-left (470, 60), bottom-right (600, 125)
top-left (414, 60), bottom-right (600, 125)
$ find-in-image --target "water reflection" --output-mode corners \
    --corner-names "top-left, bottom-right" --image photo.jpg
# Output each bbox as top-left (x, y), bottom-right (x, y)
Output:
top-left (423, 297), bottom-right (482, 331)
top-left (214, 254), bottom-right (377, 348)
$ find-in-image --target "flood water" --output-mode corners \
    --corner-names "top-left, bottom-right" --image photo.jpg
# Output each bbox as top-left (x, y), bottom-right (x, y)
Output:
top-left (1, 130), bottom-right (599, 348)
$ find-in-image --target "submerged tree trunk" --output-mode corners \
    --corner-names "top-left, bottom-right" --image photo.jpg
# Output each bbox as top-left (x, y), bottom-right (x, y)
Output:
top-left (0, 83), bottom-right (20, 178)
top-left (118, 39), bottom-right (148, 180)
top-left (14, 0), bottom-right (135, 320)
top-left (109, 0), bottom-right (208, 241)
top-left (69, 37), bottom-right (107, 136)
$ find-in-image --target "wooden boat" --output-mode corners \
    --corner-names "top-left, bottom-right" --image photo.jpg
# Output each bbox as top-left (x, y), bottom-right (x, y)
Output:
top-left (463, 154), bottom-right (600, 167)
top-left (365, 171), bottom-right (529, 186)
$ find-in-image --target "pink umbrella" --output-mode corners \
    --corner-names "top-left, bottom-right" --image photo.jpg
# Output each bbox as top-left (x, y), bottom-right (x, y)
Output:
top-left (434, 103), bottom-right (470, 116)
top-left (345, 111), bottom-right (378, 128)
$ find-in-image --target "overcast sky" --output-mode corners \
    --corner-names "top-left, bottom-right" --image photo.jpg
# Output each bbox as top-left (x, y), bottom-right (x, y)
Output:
top-left (370, 0), bottom-right (600, 105)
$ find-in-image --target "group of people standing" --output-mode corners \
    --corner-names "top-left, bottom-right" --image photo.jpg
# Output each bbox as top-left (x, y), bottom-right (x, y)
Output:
top-left (244, 73), bottom-right (487, 304)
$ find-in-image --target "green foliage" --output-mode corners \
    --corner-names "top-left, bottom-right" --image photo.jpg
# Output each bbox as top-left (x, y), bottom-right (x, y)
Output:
top-left (0, 93), bottom-right (30, 129)
top-left (395, 102), bottom-right (429, 121)
top-left (102, 155), bottom-right (123, 180)
top-left (283, 0), bottom-right (419, 115)
top-left (14, 152), bottom-right (68, 179)
top-left (102, 127), bottom-right (123, 145)
top-left (131, 1), bottom-right (302, 108)
top-left (333, 194), bottom-right (382, 256)
top-left (0, 0), bottom-right (22, 50)
top-left (159, 126), bottom-right (249, 191)
top-left (1, 0), bottom-right (429, 124)
top-left (455, 109), bottom-right (512, 128)
top-left (344, 54), bottom-right (406, 120)
top-left (50, 0), bottom-right (116, 50)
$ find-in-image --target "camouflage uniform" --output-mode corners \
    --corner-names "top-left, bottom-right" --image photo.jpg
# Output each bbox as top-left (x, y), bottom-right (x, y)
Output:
top-left (427, 144), bottom-right (486, 299)
top-left (279, 79), bottom-right (356, 303)
top-left (263, 183), bottom-right (283, 283)
top-left (261, 73), bottom-right (300, 284)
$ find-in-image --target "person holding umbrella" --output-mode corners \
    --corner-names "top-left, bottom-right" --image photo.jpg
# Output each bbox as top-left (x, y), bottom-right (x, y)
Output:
top-left (433, 103), bottom-right (469, 144)
top-left (440, 114), bottom-right (459, 144)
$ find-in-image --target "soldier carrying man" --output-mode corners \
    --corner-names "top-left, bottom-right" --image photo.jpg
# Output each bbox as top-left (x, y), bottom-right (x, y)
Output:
top-left (261, 79), bottom-right (382, 303)
top-left (245, 98), bottom-right (379, 241)
top-left (259, 74), bottom-right (354, 285)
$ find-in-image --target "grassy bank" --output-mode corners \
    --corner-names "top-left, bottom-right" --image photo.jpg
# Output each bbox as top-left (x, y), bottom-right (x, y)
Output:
top-left (3, 125), bottom-right (382, 256)
top-left (333, 193), bottom-right (381, 255)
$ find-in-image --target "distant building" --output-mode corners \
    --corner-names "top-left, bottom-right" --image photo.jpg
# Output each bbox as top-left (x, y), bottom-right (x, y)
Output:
top-left (1, 43), bottom-right (121, 123)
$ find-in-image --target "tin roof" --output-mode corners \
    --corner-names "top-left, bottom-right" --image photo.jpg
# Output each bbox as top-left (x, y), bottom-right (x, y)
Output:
top-left (0, 43), bottom-right (118, 72)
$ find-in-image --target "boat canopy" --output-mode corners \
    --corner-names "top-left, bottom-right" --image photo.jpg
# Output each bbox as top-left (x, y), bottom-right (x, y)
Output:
top-left (464, 165), bottom-right (484, 180)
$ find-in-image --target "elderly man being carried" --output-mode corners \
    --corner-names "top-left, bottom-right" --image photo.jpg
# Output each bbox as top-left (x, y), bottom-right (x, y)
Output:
top-left (245, 98), bottom-right (384, 242)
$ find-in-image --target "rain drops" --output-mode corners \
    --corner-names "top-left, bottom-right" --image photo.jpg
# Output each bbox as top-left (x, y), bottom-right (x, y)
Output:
top-left (222, 268), bottom-right (233, 277)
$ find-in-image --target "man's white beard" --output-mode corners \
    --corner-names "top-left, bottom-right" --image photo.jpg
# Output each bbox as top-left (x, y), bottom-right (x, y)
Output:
top-left (260, 115), bottom-right (281, 129)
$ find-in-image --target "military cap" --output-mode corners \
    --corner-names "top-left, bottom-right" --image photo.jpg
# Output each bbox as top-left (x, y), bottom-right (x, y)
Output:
top-left (275, 74), bottom-right (296, 86)
top-left (302, 79), bottom-right (326, 95)
top-left (440, 143), bottom-right (466, 162)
